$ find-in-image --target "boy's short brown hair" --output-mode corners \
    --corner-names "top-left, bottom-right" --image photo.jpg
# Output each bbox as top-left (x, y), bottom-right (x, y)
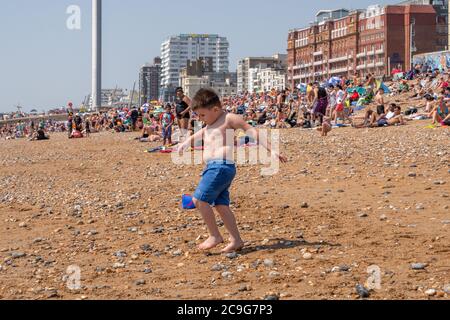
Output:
top-left (191, 88), bottom-right (221, 111)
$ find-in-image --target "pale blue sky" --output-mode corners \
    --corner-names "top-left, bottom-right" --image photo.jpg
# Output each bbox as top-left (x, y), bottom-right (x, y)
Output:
top-left (0, 0), bottom-right (394, 112)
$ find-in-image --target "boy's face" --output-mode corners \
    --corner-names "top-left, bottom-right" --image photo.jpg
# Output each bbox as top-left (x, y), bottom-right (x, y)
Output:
top-left (195, 106), bottom-right (221, 125)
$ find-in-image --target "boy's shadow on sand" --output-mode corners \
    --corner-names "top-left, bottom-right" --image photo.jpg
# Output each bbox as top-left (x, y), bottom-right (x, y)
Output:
top-left (239, 238), bottom-right (341, 255)
top-left (206, 238), bottom-right (341, 257)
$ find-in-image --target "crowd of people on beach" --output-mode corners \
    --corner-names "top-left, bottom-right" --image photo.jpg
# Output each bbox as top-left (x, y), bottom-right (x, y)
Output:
top-left (2, 63), bottom-right (449, 143)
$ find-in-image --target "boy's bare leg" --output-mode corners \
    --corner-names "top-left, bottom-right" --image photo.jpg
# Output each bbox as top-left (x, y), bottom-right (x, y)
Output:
top-left (215, 205), bottom-right (245, 253)
top-left (193, 199), bottom-right (224, 250)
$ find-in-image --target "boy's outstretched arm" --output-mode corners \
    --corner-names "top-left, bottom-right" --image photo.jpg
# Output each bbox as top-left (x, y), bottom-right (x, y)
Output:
top-left (228, 114), bottom-right (287, 163)
top-left (177, 126), bottom-right (206, 154)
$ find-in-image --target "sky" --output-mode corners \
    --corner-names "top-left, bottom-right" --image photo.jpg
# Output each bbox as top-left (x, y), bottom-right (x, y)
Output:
top-left (0, 0), bottom-right (394, 113)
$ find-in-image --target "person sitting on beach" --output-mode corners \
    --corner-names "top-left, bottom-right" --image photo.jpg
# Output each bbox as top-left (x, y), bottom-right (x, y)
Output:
top-left (429, 96), bottom-right (449, 125)
top-left (138, 126), bottom-right (161, 142)
top-left (177, 88), bottom-right (287, 253)
top-left (30, 127), bottom-right (49, 141)
top-left (387, 105), bottom-right (407, 126)
top-left (352, 109), bottom-right (380, 128)
top-left (442, 112), bottom-right (450, 126)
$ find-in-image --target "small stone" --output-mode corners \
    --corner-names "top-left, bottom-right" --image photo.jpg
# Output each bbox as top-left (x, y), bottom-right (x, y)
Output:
top-left (19, 222), bottom-right (27, 228)
top-left (211, 264), bottom-right (225, 272)
top-left (135, 279), bottom-right (146, 286)
top-left (303, 253), bottom-right (313, 260)
top-left (434, 180), bottom-right (446, 185)
top-left (443, 284), bottom-right (450, 294)
top-left (33, 238), bottom-right (44, 244)
top-left (11, 252), bottom-right (26, 259)
top-left (238, 285), bottom-right (251, 292)
top-left (221, 271), bottom-right (233, 279)
top-left (416, 204), bottom-right (425, 210)
top-left (143, 268), bottom-right (152, 274)
top-left (264, 294), bottom-right (279, 301)
top-left (339, 265), bottom-right (350, 272)
top-left (300, 202), bottom-right (309, 209)
top-left (113, 263), bottom-right (125, 269)
top-left (411, 263), bottom-right (428, 270)
top-left (140, 244), bottom-right (152, 252)
top-left (114, 251), bottom-right (127, 258)
top-left (263, 259), bottom-right (274, 268)
top-left (172, 249), bottom-right (183, 257)
top-left (269, 271), bottom-right (281, 278)
top-left (408, 172), bottom-right (417, 177)
top-left (225, 252), bottom-right (238, 259)
top-left (358, 213), bottom-right (368, 218)
top-left (356, 284), bottom-right (370, 298)
top-left (425, 289), bottom-right (436, 296)
top-left (46, 289), bottom-right (59, 298)
top-left (380, 215), bottom-right (388, 221)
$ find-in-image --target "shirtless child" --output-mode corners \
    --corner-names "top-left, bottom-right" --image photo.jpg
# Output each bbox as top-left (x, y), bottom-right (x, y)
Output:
top-left (178, 88), bottom-right (287, 253)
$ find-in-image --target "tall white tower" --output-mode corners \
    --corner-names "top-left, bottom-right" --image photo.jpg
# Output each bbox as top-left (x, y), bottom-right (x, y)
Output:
top-left (92, 0), bottom-right (102, 111)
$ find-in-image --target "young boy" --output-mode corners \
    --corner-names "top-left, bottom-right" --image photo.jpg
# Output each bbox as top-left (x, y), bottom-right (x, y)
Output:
top-left (317, 116), bottom-right (332, 136)
top-left (178, 88), bottom-right (287, 253)
top-left (160, 104), bottom-right (175, 145)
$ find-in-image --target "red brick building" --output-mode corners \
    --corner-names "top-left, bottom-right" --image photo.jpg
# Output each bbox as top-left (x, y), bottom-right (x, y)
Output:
top-left (288, 4), bottom-right (441, 88)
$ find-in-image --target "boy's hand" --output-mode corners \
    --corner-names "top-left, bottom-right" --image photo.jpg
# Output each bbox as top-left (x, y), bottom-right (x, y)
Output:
top-left (177, 142), bottom-right (189, 155)
top-left (274, 152), bottom-right (288, 163)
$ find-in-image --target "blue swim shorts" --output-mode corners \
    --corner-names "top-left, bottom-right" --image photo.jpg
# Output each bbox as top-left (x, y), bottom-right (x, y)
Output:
top-left (193, 160), bottom-right (236, 206)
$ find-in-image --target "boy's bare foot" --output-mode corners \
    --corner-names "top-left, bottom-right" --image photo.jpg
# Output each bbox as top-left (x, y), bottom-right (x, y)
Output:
top-left (221, 240), bottom-right (245, 253)
top-left (198, 236), bottom-right (224, 251)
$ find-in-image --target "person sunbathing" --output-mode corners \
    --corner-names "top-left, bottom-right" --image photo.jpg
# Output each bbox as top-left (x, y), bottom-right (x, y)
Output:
top-left (138, 126), bottom-right (161, 142)
top-left (429, 96), bottom-right (449, 124)
top-left (387, 106), bottom-right (407, 126)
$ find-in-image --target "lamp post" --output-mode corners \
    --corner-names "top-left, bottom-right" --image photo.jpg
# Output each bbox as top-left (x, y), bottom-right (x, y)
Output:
top-left (92, 0), bottom-right (102, 112)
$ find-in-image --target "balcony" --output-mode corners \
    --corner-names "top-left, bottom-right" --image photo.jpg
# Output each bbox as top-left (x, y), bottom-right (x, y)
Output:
top-left (356, 52), bottom-right (366, 58)
top-left (367, 62), bottom-right (375, 68)
top-left (375, 49), bottom-right (384, 55)
top-left (356, 64), bottom-right (366, 70)
top-left (375, 61), bottom-right (385, 67)
top-left (330, 67), bottom-right (348, 74)
top-left (313, 60), bottom-right (323, 66)
top-left (313, 51), bottom-right (323, 57)
top-left (367, 50), bottom-right (375, 56)
top-left (329, 56), bottom-right (348, 63)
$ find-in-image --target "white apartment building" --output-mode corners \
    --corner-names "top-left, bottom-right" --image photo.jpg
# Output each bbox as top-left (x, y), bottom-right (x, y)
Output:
top-left (258, 68), bottom-right (287, 92)
top-left (182, 76), bottom-right (237, 99)
top-left (160, 34), bottom-right (229, 101)
top-left (246, 66), bottom-right (287, 93)
top-left (247, 68), bottom-right (260, 93)
top-left (237, 54), bottom-right (287, 93)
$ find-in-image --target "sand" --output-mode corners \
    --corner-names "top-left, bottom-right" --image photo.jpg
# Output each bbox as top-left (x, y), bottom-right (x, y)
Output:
top-left (0, 121), bottom-right (449, 300)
